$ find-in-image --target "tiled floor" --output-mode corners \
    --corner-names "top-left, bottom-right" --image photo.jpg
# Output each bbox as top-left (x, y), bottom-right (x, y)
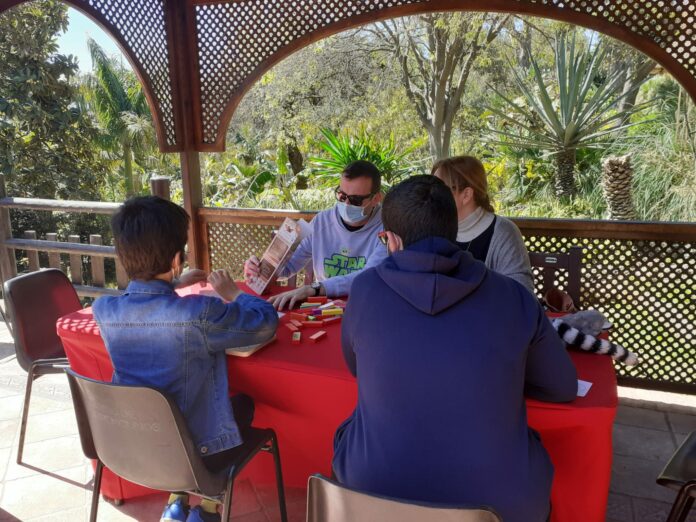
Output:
top-left (0, 318), bottom-right (694, 521)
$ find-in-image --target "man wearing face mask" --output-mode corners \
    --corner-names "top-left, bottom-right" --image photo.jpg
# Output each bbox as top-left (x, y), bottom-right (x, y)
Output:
top-left (243, 160), bottom-right (387, 310)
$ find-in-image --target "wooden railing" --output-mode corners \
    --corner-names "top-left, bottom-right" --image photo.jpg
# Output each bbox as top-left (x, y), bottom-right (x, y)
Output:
top-left (0, 175), bottom-right (171, 298)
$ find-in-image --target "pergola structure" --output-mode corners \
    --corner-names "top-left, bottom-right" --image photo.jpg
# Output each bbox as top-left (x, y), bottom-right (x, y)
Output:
top-left (1, 0), bottom-right (696, 268)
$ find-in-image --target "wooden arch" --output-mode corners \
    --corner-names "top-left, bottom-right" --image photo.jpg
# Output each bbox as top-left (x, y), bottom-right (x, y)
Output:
top-left (2, 0), bottom-right (695, 152)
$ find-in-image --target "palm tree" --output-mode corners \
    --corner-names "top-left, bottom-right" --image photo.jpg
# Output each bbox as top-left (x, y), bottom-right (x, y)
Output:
top-left (85, 38), bottom-right (155, 197)
top-left (487, 35), bottom-right (652, 198)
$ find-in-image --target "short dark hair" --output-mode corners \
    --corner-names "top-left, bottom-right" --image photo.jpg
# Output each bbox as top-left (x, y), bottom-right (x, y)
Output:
top-left (382, 175), bottom-right (458, 248)
top-left (342, 160), bottom-right (381, 193)
top-left (111, 196), bottom-right (190, 280)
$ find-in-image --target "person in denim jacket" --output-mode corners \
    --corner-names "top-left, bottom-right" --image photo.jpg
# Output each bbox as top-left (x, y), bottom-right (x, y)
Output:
top-left (93, 196), bottom-right (278, 522)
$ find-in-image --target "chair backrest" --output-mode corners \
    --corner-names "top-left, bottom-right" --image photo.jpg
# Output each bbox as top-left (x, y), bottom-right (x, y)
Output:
top-left (3, 269), bottom-right (82, 372)
top-left (65, 369), bottom-right (226, 495)
top-left (528, 246), bottom-right (583, 304)
top-left (307, 475), bottom-right (502, 522)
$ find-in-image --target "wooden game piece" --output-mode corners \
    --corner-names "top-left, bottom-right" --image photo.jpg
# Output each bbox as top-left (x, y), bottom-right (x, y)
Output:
top-left (302, 320), bottom-right (324, 327)
top-left (284, 322), bottom-right (299, 332)
top-left (292, 331), bottom-right (301, 345)
top-left (309, 330), bottom-right (326, 343)
top-left (290, 319), bottom-right (304, 328)
top-left (307, 296), bottom-right (328, 304)
top-left (322, 315), bottom-right (342, 325)
top-left (321, 308), bottom-right (343, 317)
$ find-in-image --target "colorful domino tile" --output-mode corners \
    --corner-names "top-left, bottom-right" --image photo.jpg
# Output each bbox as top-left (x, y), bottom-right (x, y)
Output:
top-left (289, 312), bottom-right (306, 322)
top-left (321, 308), bottom-right (343, 317)
top-left (322, 315), bottom-right (342, 325)
top-left (290, 319), bottom-right (304, 328)
top-left (307, 296), bottom-right (328, 304)
top-left (309, 330), bottom-right (326, 343)
top-left (284, 322), bottom-right (299, 333)
top-left (292, 331), bottom-right (301, 345)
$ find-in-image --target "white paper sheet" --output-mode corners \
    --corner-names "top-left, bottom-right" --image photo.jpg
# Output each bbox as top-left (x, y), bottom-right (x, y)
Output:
top-left (577, 379), bottom-right (593, 397)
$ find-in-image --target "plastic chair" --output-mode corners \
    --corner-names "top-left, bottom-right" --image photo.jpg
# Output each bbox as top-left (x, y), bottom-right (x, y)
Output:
top-left (529, 245), bottom-right (583, 305)
top-left (306, 474), bottom-right (502, 522)
top-left (657, 431), bottom-right (696, 522)
top-left (65, 369), bottom-right (288, 522)
top-left (3, 268), bottom-right (81, 464)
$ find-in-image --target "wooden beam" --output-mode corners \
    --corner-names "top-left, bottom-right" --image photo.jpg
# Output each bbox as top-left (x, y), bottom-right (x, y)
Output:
top-left (0, 197), bottom-right (119, 214)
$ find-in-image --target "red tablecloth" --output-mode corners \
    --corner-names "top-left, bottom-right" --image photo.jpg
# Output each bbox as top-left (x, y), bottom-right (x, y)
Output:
top-left (57, 283), bottom-right (616, 522)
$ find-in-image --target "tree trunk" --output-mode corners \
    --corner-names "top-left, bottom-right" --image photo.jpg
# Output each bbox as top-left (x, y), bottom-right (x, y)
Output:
top-left (555, 148), bottom-right (577, 198)
top-left (429, 124), bottom-right (446, 160)
top-left (602, 155), bottom-right (636, 220)
top-left (123, 143), bottom-right (134, 197)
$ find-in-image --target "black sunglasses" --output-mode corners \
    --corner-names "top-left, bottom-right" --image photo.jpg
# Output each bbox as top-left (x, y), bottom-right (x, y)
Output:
top-left (335, 186), bottom-right (375, 207)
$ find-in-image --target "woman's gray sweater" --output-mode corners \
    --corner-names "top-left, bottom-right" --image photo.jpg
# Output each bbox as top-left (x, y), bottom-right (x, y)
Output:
top-left (485, 216), bottom-right (535, 294)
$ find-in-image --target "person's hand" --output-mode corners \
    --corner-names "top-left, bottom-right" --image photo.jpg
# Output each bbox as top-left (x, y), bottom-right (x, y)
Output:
top-left (268, 285), bottom-right (314, 311)
top-left (176, 269), bottom-right (208, 288)
top-left (244, 256), bottom-right (260, 282)
top-left (208, 269), bottom-right (242, 302)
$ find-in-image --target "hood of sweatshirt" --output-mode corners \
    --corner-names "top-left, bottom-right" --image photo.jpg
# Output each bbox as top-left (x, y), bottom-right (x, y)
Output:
top-left (375, 236), bottom-right (487, 315)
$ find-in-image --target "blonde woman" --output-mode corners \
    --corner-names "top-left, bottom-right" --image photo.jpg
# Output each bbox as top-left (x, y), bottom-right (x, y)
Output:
top-left (432, 156), bottom-right (534, 293)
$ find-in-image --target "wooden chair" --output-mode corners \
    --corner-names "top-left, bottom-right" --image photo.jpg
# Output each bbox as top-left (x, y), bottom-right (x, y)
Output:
top-left (307, 474), bottom-right (502, 522)
top-left (528, 246), bottom-right (583, 305)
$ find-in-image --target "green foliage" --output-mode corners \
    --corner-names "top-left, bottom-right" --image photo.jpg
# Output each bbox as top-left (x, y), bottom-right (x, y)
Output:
top-left (486, 33), bottom-right (653, 195)
top-left (311, 128), bottom-right (422, 189)
top-left (0, 0), bottom-right (109, 243)
top-left (85, 38), bottom-right (158, 198)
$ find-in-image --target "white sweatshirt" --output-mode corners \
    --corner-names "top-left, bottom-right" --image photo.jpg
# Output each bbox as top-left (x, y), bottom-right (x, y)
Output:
top-left (278, 205), bottom-right (387, 297)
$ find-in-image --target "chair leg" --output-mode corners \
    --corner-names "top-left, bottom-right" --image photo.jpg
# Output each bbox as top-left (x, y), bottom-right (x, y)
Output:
top-left (270, 433), bottom-right (288, 522)
top-left (16, 368), bottom-right (35, 464)
top-left (220, 476), bottom-right (235, 522)
top-left (89, 461), bottom-right (104, 522)
top-left (666, 485), bottom-right (695, 522)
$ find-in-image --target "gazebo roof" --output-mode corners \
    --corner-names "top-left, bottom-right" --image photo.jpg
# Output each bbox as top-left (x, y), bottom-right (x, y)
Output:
top-left (2, 0), bottom-right (695, 153)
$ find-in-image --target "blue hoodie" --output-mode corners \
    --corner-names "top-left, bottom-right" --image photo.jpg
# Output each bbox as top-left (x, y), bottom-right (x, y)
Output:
top-left (333, 237), bottom-right (577, 522)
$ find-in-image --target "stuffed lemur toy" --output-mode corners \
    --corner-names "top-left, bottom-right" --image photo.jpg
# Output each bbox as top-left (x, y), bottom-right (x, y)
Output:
top-left (550, 310), bottom-right (640, 366)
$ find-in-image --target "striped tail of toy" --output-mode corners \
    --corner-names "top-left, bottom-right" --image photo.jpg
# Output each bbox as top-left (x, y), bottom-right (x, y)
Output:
top-left (551, 319), bottom-right (639, 366)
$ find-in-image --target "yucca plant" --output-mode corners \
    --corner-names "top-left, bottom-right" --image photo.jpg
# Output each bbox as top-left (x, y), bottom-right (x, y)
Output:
top-left (311, 128), bottom-right (418, 189)
top-left (486, 35), bottom-right (652, 198)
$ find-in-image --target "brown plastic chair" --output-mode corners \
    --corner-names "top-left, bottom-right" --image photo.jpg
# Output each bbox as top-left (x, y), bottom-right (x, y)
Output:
top-left (307, 474), bottom-right (502, 522)
top-left (65, 369), bottom-right (288, 522)
top-left (528, 245), bottom-right (583, 305)
top-left (657, 431), bottom-right (696, 522)
top-left (3, 268), bottom-right (81, 464)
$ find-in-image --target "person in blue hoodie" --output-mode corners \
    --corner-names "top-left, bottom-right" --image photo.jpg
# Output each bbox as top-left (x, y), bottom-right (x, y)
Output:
top-left (244, 160), bottom-right (388, 309)
top-left (332, 175), bottom-right (578, 522)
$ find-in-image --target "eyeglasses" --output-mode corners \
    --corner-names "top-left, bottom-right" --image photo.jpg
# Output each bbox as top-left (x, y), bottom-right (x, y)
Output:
top-left (335, 186), bottom-right (375, 207)
top-left (377, 231), bottom-right (388, 246)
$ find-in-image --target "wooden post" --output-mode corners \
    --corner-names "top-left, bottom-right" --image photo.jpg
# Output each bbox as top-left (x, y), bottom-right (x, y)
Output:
top-left (115, 260), bottom-right (128, 290)
top-left (68, 234), bottom-right (83, 285)
top-left (89, 235), bottom-right (105, 287)
top-left (24, 231), bottom-right (40, 271)
top-left (150, 176), bottom-right (171, 200)
top-left (45, 233), bottom-right (61, 269)
top-left (166, 0), bottom-right (203, 269)
top-left (0, 175), bottom-right (17, 283)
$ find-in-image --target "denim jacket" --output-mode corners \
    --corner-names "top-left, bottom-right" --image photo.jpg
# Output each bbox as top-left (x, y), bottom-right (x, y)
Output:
top-left (93, 279), bottom-right (278, 456)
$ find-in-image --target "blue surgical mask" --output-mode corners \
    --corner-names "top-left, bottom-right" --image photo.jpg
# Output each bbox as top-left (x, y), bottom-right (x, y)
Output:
top-left (337, 201), bottom-right (368, 225)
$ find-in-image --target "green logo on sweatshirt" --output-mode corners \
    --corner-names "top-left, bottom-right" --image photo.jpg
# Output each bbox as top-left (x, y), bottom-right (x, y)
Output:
top-left (324, 254), bottom-right (366, 277)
